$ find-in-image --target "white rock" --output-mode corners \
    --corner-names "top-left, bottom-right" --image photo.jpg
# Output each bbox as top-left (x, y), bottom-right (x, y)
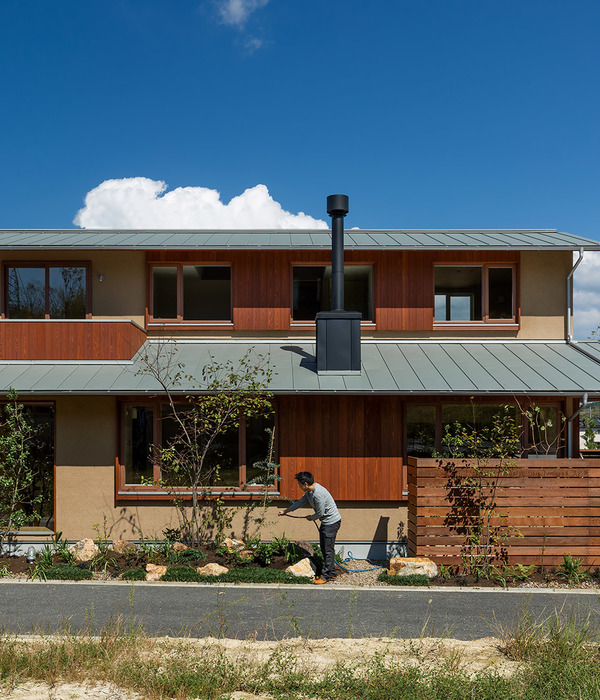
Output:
top-left (68, 538), bottom-right (99, 562)
top-left (145, 563), bottom-right (167, 581)
top-left (388, 557), bottom-right (438, 579)
top-left (222, 538), bottom-right (245, 552)
top-left (197, 563), bottom-right (229, 576)
top-left (285, 557), bottom-right (317, 579)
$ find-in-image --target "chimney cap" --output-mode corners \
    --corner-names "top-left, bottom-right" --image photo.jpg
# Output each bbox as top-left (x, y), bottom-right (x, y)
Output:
top-left (327, 194), bottom-right (349, 216)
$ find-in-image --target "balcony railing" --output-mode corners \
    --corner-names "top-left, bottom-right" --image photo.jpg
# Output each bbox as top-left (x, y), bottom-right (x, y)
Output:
top-left (0, 320), bottom-right (147, 360)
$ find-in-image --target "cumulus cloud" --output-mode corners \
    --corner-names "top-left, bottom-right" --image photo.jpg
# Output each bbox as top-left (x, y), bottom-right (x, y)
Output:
top-left (73, 178), bottom-right (328, 230)
top-left (216, 0), bottom-right (270, 28)
top-left (574, 251), bottom-right (600, 339)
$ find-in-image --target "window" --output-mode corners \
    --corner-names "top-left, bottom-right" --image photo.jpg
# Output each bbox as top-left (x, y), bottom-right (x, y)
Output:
top-left (5, 263), bottom-right (89, 319)
top-left (119, 401), bottom-right (276, 492)
top-left (150, 265), bottom-right (231, 323)
top-left (434, 265), bottom-right (515, 323)
top-left (292, 265), bottom-right (373, 321)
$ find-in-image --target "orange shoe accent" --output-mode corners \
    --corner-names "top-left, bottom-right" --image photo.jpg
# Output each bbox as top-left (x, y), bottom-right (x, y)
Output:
top-left (313, 577), bottom-right (329, 584)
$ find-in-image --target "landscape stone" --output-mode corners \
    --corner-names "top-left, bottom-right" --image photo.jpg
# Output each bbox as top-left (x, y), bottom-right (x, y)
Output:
top-left (285, 557), bottom-right (316, 578)
top-left (388, 557), bottom-right (438, 579)
top-left (146, 563), bottom-right (167, 581)
top-left (238, 549), bottom-right (255, 560)
top-left (109, 539), bottom-right (134, 554)
top-left (68, 538), bottom-right (99, 562)
top-left (171, 542), bottom-right (188, 552)
top-left (293, 540), bottom-right (314, 559)
top-left (223, 538), bottom-right (245, 552)
top-left (197, 563), bottom-right (229, 576)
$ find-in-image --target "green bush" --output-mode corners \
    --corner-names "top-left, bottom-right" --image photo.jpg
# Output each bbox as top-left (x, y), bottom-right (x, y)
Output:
top-left (161, 566), bottom-right (202, 582)
top-left (200, 567), bottom-right (312, 584)
top-left (121, 568), bottom-right (147, 581)
top-left (167, 548), bottom-right (208, 566)
top-left (44, 564), bottom-right (94, 581)
top-left (378, 571), bottom-right (430, 586)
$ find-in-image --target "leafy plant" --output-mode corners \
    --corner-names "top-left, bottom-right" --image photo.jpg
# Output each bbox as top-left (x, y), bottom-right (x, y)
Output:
top-left (0, 390), bottom-right (44, 551)
top-left (0, 564), bottom-right (9, 578)
top-left (557, 553), bottom-right (588, 584)
top-left (121, 568), bottom-right (147, 581)
top-left (198, 567), bottom-right (312, 584)
top-left (44, 564), bottom-right (94, 581)
top-left (581, 416), bottom-right (598, 449)
top-left (378, 572), bottom-right (430, 586)
top-left (167, 547), bottom-right (208, 565)
top-left (161, 566), bottom-right (202, 582)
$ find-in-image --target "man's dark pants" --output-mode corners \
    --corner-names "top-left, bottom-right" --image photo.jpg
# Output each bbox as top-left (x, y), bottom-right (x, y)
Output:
top-left (319, 519), bottom-right (341, 579)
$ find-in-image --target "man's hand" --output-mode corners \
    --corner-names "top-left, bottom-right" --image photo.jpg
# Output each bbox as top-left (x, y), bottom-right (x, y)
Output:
top-left (305, 515), bottom-right (313, 520)
top-left (278, 510), bottom-right (287, 517)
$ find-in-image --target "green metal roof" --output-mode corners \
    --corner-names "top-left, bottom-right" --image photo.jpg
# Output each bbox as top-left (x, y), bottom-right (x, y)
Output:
top-left (2, 340), bottom-right (600, 396)
top-left (0, 229), bottom-right (598, 250)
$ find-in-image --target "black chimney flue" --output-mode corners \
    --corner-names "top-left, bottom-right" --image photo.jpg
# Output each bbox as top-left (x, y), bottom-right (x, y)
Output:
top-left (315, 194), bottom-right (361, 374)
top-left (327, 194), bottom-right (349, 311)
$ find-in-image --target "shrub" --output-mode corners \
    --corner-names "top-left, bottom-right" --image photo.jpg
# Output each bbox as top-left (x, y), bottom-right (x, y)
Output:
top-left (167, 548), bottom-right (208, 566)
top-left (121, 568), bottom-right (147, 581)
top-left (200, 567), bottom-right (312, 584)
top-left (44, 564), bottom-right (94, 581)
top-left (161, 566), bottom-right (202, 582)
top-left (378, 571), bottom-right (430, 586)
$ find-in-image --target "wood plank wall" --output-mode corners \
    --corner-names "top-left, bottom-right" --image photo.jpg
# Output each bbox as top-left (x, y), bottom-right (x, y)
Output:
top-left (147, 250), bottom-right (518, 331)
top-left (408, 457), bottom-right (600, 566)
top-left (0, 321), bottom-right (147, 360)
top-left (278, 395), bottom-right (405, 501)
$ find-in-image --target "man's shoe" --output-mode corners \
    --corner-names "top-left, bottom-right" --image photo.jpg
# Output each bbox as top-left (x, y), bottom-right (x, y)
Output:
top-left (313, 577), bottom-right (329, 584)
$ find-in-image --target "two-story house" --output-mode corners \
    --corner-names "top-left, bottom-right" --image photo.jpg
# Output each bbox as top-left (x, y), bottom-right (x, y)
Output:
top-left (2, 222), bottom-right (600, 556)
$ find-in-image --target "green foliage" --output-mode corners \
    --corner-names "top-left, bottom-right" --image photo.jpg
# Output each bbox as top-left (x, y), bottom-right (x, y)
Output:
top-left (161, 566), bottom-right (202, 582)
top-left (250, 534), bottom-right (304, 566)
top-left (436, 404), bottom-right (522, 577)
top-left (581, 416), bottom-right (598, 450)
top-left (136, 344), bottom-right (274, 547)
top-left (0, 390), bottom-right (44, 549)
top-left (167, 547), bottom-right (208, 565)
top-left (557, 553), bottom-right (588, 584)
top-left (120, 568), bottom-right (147, 581)
top-left (44, 564), bottom-right (94, 580)
top-left (377, 571), bottom-right (430, 586)
top-left (437, 563), bottom-right (452, 580)
top-left (199, 567), bottom-right (312, 584)
top-left (523, 402), bottom-right (566, 456)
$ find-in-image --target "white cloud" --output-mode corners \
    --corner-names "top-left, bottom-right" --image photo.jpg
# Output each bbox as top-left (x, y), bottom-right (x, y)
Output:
top-left (216, 0), bottom-right (270, 28)
top-left (73, 178), bottom-right (328, 230)
top-left (574, 251), bottom-right (600, 339)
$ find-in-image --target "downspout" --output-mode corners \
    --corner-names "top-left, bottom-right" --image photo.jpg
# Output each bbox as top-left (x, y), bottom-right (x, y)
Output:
top-left (567, 393), bottom-right (590, 458)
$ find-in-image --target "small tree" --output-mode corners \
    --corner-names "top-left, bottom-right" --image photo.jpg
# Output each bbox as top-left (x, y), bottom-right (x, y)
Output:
top-left (437, 404), bottom-right (521, 577)
top-left (136, 342), bottom-right (274, 546)
top-left (0, 390), bottom-right (43, 551)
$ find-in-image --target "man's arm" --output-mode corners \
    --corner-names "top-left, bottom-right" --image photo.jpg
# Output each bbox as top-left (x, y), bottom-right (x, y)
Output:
top-left (278, 493), bottom-right (308, 516)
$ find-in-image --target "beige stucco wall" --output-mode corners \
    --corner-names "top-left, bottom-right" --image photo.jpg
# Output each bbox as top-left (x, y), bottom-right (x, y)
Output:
top-left (54, 395), bottom-right (407, 543)
top-left (518, 250), bottom-right (571, 339)
top-left (0, 250), bottom-right (146, 325)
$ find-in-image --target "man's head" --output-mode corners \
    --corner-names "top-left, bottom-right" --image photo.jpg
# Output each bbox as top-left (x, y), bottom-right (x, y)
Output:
top-left (295, 471), bottom-right (315, 492)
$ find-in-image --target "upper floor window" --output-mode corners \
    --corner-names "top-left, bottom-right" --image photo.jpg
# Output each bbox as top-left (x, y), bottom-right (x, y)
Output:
top-left (434, 265), bottom-right (515, 323)
top-left (292, 265), bottom-right (373, 321)
top-left (5, 263), bottom-right (89, 319)
top-left (150, 265), bottom-right (231, 323)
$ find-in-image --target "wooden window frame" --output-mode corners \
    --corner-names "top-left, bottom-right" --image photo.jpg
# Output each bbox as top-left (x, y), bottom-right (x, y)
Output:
top-left (289, 262), bottom-right (376, 326)
top-left (432, 263), bottom-right (518, 328)
top-left (3, 261), bottom-right (92, 319)
top-left (147, 262), bottom-right (233, 328)
top-left (115, 398), bottom-right (279, 500)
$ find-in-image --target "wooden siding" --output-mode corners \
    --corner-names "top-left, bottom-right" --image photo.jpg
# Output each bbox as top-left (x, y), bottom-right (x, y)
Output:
top-left (407, 457), bottom-right (600, 566)
top-left (278, 395), bottom-right (405, 501)
top-left (0, 321), bottom-right (147, 360)
top-left (147, 250), bottom-right (519, 332)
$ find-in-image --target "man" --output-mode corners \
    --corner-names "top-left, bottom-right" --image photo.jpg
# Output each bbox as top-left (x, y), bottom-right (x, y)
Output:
top-left (278, 471), bottom-right (341, 584)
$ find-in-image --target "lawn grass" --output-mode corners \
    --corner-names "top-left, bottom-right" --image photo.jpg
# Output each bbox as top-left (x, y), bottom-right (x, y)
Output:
top-left (1, 610), bottom-right (599, 699)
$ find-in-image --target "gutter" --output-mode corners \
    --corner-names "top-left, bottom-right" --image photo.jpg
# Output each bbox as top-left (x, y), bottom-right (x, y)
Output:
top-left (566, 247), bottom-right (584, 341)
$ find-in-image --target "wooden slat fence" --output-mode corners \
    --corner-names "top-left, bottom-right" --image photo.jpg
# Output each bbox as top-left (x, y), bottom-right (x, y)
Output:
top-left (407, 457), bottom-right (600, 566)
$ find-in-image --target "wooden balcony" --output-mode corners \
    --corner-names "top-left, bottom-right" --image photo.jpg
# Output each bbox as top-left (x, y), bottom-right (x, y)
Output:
top-left (0, 320), bottom-right (147, 360)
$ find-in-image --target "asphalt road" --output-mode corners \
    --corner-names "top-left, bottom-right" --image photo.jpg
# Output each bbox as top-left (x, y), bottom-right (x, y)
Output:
top-left (1, 582), bottom-right (599, 640)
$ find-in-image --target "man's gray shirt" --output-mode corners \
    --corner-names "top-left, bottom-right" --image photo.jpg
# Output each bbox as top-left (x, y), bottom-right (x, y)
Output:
top-left (287, 483), bottom-right (341, 525)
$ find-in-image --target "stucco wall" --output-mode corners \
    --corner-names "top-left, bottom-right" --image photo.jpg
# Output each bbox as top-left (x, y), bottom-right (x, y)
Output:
top-left (54, 395), bottom-right (407, 543)
top-left (0, 250), bottom-right (146, 325)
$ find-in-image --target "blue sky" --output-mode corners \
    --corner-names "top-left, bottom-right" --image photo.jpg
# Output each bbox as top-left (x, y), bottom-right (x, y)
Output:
top-left (0, 1), bottom-right (599, 333)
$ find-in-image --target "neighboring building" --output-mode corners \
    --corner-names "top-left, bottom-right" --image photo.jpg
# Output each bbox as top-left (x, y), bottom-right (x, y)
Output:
top-left (2, 226), bottom-right (600, 555)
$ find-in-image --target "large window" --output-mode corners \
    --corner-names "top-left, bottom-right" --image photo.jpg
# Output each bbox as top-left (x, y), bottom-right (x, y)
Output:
top-left (292, 265), bottom-right (373, 321)
top-left (434, 265), bottom-right (515, 323)
top-left (119, 401), bottom-right (276, 492)
top-left (5, 263), bottom-right (89, 319)
top-left (150, 265), bottom-right (231, 323)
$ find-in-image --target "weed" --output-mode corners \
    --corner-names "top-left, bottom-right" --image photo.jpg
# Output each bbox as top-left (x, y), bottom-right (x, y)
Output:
top-left (557, 553), bottom-right (589, 584)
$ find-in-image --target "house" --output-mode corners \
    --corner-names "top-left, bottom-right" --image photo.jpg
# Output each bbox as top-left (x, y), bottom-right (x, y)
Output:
top-left (2, 214), bottom-right (600, 557)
